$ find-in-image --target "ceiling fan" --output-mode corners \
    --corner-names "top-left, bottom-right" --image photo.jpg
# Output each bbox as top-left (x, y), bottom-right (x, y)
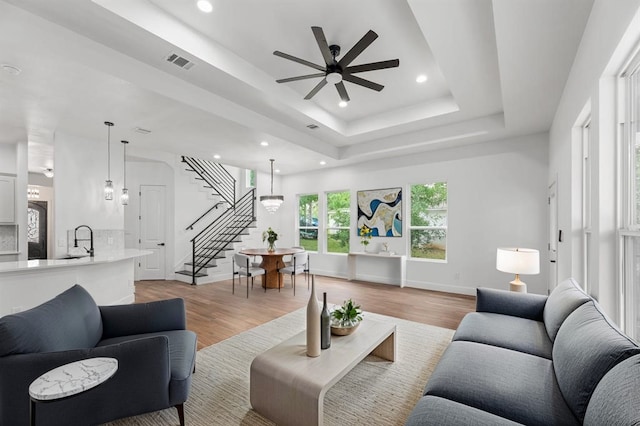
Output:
top-left (273, 26), bottom-right (399, 102)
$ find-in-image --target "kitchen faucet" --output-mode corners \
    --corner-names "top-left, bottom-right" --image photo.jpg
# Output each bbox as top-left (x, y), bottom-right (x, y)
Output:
top-left (74, 225), bottom-right (94, 257)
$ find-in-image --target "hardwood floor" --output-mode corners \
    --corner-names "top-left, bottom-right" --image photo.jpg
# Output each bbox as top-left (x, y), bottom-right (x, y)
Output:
top-left (135, 275), bottom-right (476, 350)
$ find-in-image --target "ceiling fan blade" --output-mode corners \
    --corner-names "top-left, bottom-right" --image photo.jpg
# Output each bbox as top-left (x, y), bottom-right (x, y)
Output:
top-left (342, 73), bottom-right (384, 91)
top-left (345, 59), bottom-right (399, 74)
top-left (335, 81), bottom-right (350, 102)
top-left (311, 26), bottom-right (334, 66)
top-left (338, 30), bottom-right (378, 68)
top-left (273, 51), bottom-right (325, 72)
top-left (304, 78), bottom-right (328, 100)
top-left (276, 73), bottom-right (325, 83)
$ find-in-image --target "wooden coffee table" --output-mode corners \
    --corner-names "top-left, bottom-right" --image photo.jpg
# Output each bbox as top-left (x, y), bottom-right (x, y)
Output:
top-left (250, 318), bottom-right (396, 426)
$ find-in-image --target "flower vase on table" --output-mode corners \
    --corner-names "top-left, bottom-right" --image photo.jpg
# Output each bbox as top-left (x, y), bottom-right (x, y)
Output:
top-left (262, 227), bottom-right (278, 253)
top-left (359, 224), bottom-right (372, 253)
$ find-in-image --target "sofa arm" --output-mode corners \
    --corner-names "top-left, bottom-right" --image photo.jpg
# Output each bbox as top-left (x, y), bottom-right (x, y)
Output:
top-left (476, 287), bottom-right (547, 321)
top-left (100, 298), bottom-right (186, 339)
top-left (0, 336), bottom-right (172, 426)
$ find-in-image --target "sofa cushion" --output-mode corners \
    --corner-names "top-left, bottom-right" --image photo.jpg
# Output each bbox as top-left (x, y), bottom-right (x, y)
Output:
top-left (453, 312), bottom-right (552, 358)
top-left (98, 330), bottom-right (197, 381)
top-left (543, 278), bottom-right (590, 341)
top-left (553, 301), bottom-right (640, 422)
top-left (583, 354), bottom-right (640, 425)
top-left (0, 285), bottom-right (103, 356)
top-left (405, 395), bottom-right (523, 426)
top-left (476, 288), bottom-right (547, 320)
top-left (424, 341), bottom-right (578, 426)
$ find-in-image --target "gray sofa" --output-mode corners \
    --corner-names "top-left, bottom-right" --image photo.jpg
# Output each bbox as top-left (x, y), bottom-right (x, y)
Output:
top-left (405, 278), bottom-right (640, 425)
top-left (0, 284), bottom-right (197, 426)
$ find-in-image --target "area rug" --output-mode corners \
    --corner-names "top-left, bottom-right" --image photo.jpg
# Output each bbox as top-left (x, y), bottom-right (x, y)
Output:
top-left (107, 309), bottom-right (454, 426)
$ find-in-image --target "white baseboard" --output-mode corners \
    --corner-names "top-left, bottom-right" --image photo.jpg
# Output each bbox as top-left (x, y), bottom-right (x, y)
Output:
top-left (404, 280), bottom-right (476, 296)
top-left (306, 269), bottom-right (475, 296)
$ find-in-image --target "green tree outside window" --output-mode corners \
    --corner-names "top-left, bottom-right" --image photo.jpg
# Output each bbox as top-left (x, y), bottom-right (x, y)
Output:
top-left (327, 191), bottom-right (350, 253)
top-left (410, 182), bottom-right (448, 260)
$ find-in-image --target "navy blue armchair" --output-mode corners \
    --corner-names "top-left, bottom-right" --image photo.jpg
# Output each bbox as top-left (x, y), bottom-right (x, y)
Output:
top-left (0, 285), bottom-right (197, 426)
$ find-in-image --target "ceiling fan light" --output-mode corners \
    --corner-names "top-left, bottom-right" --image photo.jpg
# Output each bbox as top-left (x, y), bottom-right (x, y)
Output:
top-left (326, 72), bottom-right (342, 85)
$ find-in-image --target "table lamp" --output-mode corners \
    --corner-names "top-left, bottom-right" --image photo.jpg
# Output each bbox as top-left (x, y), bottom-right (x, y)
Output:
top-left (496, 247), bottom-right (540, 293)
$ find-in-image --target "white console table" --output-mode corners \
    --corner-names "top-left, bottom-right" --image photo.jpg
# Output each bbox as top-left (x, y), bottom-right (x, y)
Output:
top-left (347, 252), bottom-right (407, 287)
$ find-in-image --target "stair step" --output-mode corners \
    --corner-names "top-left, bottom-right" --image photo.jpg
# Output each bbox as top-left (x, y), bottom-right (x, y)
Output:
top-left (175, 270), bottom-right (207, 278)
top-left (185, 262), bottom-right (218, 268)
top-left (192, 254), bottom-right (226, 260)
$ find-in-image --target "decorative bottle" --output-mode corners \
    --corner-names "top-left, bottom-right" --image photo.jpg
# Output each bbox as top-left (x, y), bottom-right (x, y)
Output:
top-left (321, 292), bottom-right (331, 350)
top-left (306, 275), bottom-right (321, 357)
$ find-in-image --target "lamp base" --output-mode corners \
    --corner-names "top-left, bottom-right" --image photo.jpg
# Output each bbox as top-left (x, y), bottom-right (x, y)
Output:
top-left (509, 276), bottom-right (527, 293)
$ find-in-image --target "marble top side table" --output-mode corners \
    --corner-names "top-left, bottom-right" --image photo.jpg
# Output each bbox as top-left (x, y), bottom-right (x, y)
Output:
top-left (29, 357), bottom-right (118, 425)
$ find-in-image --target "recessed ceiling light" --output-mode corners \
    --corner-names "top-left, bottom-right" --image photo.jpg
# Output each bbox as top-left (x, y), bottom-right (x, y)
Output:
top-left (338, 101), bottom-right (348, 108)
top-left (260, 141), bottom-right (269, 147)
top-left (416, 74), bottom-right (428, 83)
top-left (213, 154), bottom-right (221, 159)
top-left (196, 0), bottom-right (213, 13)
top-left (1, 64), bottom-right (21, 76)
top-left (275, 169), bottom-right (281, 173)
top-left (320, 161), bottom-right (326, 165)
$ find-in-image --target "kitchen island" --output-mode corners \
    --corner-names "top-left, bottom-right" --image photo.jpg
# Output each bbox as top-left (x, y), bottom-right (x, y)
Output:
top-left (0, 249), bottom-right (151, 317)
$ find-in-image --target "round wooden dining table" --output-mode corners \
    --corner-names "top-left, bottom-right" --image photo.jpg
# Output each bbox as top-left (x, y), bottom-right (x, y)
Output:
top-left (239, 247), bottom-right (304, 289)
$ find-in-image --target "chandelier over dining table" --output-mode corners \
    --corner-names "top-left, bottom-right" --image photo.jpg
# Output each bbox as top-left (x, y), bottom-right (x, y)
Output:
top-left (260, 159), bottom-right (284, 213)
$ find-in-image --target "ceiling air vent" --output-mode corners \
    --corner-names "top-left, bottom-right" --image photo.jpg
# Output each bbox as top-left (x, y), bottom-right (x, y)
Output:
top-left (166, 53), bottom-right (195, 70)
top-left (133, 127), bottom-right (151, 135)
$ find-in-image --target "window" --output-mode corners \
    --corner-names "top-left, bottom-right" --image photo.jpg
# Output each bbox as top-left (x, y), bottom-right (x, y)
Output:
top-left (621, 52), bottom-right (640, 339)
top-left (298, 194), bottom-right (318, 251)
top-left (410, 182), bottom-right (448, 260)
top-left (582, 119), bottom-right (592, 293)
top-left (326, 191), bottom-right (350, 253)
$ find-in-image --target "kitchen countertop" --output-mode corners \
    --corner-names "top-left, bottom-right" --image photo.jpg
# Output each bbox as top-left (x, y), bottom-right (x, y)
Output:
top-left (0, 249), bottom-right (152, 273)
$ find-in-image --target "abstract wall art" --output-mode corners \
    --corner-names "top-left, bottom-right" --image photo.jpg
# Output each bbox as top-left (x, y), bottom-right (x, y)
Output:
top-left (357, 187), bottom-right (402, 237)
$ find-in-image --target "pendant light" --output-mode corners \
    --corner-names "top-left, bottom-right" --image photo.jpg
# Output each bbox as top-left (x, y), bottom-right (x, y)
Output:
top-left (259, 159), bottom-right (284, 213)
top-left (104, 121), bottom-right (114, 200)
top-left (121, 140), bottom-right (129, 205)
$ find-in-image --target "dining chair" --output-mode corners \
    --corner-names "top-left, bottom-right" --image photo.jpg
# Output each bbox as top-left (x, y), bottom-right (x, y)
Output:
top-left (278, 251), bottom-right (308, 296)
top-left (232, 253), bottom-right (265, 298)
top-left (286, 247), bottom-right (311, 287)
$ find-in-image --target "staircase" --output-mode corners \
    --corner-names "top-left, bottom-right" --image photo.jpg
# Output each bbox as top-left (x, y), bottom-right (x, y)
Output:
top-left (175, 156), bottom-right (257, 285)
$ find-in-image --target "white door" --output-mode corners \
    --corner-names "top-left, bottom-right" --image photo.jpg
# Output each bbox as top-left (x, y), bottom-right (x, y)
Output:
top-left (548, 180), bottom-right (558, 294)
top-left (139, 185), bottom-right (166, 280)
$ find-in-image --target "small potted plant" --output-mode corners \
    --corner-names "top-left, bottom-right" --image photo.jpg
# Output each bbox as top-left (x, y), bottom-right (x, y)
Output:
top-left (262, 227), bottom-right (278, 252)
top-left (330, 298), bottom-right (363, 335)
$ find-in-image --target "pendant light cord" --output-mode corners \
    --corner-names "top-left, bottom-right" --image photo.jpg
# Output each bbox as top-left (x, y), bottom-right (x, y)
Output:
top-left (107, 125), bottom-right (111, 180)
top-left (270, 159), bottom-right (274, 195)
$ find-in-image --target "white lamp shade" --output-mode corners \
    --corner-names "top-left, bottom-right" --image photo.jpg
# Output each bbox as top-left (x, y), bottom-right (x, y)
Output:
top-left (496, 248), bottom-right (540, 275)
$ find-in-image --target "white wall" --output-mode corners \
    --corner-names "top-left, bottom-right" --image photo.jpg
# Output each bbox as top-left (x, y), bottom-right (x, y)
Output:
top-left (279, 133), bottom-right (550, 295)
top-left (0, 144), bottom-right (17, 173)
top-left (549, 0), bottom-right (640, 318)
top-left (54, 132), bottom-right (124, 257)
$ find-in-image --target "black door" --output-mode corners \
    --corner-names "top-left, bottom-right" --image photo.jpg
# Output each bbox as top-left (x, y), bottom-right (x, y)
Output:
top-left (27, 201), bottom-right (47, 260)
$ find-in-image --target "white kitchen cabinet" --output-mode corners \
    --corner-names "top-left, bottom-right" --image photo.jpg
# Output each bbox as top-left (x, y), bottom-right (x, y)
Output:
top-left (0, 176), bottom-right (16, 223)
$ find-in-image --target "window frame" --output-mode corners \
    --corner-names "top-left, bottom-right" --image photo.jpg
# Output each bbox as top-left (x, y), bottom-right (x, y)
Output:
top-left (297, 193), bottom-right (319, 252)
top-left (325, 190), bottom-right (351, 254)
top-left (408, 181), bottom-right (448, 262)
